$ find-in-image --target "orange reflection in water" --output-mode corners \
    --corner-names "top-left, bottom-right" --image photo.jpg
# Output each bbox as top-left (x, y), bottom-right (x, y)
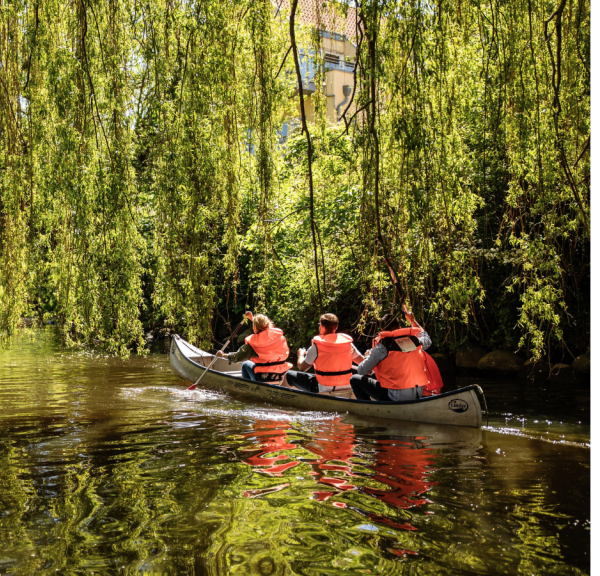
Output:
top-left (303, 421), bottom-right (358, 499)
top-left (361, 437), bottom-right (437, 509)
top-left (241, 418), bottom-right (438, 531)
top-left (240, 420), bottom-right (299, 476)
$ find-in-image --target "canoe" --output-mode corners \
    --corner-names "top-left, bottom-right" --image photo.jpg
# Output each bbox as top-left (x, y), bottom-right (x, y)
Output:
top-left (170, 335), bottom-right (487, 428)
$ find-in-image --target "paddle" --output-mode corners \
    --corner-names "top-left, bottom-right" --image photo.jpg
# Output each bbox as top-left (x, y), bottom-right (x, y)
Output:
top-left (383, 256), bottom-right (405, 308)
top-left (187, 311), bottom-right (252, 390)
top-left (383, 257), bottom-right (419, 330)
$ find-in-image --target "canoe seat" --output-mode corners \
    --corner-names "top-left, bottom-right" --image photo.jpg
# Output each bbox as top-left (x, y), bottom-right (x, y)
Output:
top-left (322, 389), bottom-right (355, 399)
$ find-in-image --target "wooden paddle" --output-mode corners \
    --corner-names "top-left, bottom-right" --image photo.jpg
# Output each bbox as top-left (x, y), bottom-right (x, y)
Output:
top-left (383, 256), bottom-right (405, 308)
top-left (187, 311), bottom-right (253, 390)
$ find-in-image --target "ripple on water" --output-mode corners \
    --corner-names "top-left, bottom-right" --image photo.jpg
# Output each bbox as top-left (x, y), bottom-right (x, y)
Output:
top-left (0, 329), bottom-right (590, 575)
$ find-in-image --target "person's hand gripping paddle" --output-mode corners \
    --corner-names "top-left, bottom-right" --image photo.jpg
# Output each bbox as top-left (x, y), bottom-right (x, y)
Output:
top-left (187, 311), bottom-right (253, 391)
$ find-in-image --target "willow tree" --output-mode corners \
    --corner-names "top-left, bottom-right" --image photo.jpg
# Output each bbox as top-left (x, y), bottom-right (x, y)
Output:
top-left (330, 0), bottom-right (589, 357)
top-left (0, 0), bottom-right (589, 360)
top-left (0, 0), bottom-right (290, 353)
top-left (1, 0), bottom-right (147, 355)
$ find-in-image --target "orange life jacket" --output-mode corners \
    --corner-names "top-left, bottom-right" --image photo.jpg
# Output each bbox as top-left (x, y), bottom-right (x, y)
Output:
top-left (373, 328), bottom-right (429, 390)
top-left (246, 328), bottom-right (292, 374)
top-left (422, 351), bottom-right (444, 396)
top-left (312, 333), bottom-right (354, 387)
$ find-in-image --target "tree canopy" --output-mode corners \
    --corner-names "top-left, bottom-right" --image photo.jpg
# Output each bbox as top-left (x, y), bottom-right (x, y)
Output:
top-left (0, 0), bottom-right (590, 360)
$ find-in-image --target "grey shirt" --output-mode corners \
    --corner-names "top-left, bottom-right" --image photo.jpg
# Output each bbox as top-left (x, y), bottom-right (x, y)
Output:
top-left (356, 330), bottom-right (432, 376)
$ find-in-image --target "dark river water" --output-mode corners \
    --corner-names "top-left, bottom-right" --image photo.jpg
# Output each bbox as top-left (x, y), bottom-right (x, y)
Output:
top-left (0, 330), bottom-right (590, 575)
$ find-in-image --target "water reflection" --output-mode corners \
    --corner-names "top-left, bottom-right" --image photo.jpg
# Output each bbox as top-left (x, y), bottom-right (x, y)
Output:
top-left (241, 421), bottom-right (300, 477)
top-left (0, 330), bottom-right (590, 575)
top-left (238, 417), bottom-right (453, 536)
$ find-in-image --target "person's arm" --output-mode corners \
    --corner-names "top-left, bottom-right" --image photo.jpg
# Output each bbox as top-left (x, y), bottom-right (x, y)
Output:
top-left (297, 344), bottom-right (317, 372)
top-left (351, 344), bottom-right (364, 364)
top-left (356, 343), bottom-right (388, 375)
top-left (416, 331), bottom-right (432, 351)
top-left (402, 304), bottom-right (431, 350)
top-left (217, 343), bottom-right (255, 364)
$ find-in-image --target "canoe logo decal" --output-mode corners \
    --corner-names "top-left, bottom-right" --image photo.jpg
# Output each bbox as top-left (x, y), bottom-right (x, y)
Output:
top-left (448, 399), bottom-right (468, 413)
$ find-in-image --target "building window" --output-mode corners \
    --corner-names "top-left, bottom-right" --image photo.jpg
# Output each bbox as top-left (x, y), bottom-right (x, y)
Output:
top-left (324, 53), bottom-right (340, 66)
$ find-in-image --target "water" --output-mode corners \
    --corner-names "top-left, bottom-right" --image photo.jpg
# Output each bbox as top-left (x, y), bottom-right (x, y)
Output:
top-left (0, 330), bottom-right (590, 575)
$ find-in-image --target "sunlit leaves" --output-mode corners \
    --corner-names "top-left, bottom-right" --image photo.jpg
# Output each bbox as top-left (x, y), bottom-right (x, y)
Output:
top-left (0, 0), bottom-right (589, 359)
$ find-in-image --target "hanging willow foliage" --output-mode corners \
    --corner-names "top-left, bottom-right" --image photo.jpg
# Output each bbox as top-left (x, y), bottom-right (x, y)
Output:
top-left (0, 0), bottom-right (589, 360)
top-left (348, 0), bottom-right (590, 358)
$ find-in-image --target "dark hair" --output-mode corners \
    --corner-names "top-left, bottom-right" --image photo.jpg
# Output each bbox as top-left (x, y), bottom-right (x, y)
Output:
top-left (380, 313), bottom-right (400, 332)
top-left (320, 313), bottom-right (339, 334)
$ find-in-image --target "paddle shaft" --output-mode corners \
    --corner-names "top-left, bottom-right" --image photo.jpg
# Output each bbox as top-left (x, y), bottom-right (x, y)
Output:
top-left (187, 317), bottom-right (248, 390)
top-left (383, 257), bottom-right (420, 328)
top-left (383, 257), bottom-right (404, 306)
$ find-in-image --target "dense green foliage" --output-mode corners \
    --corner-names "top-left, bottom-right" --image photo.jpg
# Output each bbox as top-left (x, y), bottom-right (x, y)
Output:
top-left (0, 0), bottom-right (589, 360)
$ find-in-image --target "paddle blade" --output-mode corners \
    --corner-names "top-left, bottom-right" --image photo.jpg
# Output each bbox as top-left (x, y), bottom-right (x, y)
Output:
top-left (187, 383), bottom-right (197, 390)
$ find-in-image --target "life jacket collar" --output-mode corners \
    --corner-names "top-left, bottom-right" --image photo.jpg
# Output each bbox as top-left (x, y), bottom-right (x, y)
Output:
top-left (379, 327), bottom-right (421, 339)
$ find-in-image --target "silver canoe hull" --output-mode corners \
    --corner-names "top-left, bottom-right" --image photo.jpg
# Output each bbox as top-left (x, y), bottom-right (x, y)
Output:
top-left (170, 335), bottom-right (484, 428)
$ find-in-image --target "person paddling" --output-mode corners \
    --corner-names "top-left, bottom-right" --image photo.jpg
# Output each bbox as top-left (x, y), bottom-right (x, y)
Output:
top-left (217, 313), bottom-right (292, 382)
top-left (285, 313), bottom-right (364, 394)
top-left (350, 305), bottom-right (432, 401)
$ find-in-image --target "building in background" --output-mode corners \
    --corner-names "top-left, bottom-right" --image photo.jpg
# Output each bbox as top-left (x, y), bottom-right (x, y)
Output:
top-left (275, 0), bottom-right (358, 135)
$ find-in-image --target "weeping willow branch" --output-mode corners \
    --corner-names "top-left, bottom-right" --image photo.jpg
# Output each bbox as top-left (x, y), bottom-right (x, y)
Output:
top-left (361, 1), bottom-right (404, 307)
top-left (544, 0), bottom-right (589, 234)
top-left (289, 0), bottom-right (323, 309)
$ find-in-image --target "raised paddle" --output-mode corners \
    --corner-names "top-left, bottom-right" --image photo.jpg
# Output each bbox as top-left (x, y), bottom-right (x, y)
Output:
top-left (187, 311), bottom-right (252, 390)
top-left (383, 256), bottom-right (404, 306)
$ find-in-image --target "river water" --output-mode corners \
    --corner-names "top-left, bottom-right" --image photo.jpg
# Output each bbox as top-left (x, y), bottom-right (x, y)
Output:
top-left (0, 330), bottom-right (590, 575)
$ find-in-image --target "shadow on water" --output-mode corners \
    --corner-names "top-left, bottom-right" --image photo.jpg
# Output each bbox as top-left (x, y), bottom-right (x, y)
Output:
top-left (0, 329), bottom-right (590, 575)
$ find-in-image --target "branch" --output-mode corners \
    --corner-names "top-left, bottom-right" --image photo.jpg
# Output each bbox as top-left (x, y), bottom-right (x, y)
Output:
top-left (275, 45), bottom-right (292, 80)
top-left (24, 1), bottom-right (40, 91)
top-left (0, 72), bottom-right (27, 147)
top-left (337, 6), bottom-right (364, 128)
top-left (361, 1), bottom-right (403, 306)
top-left (544, 0), bottom-right (589, 234)
top-left (333, 100), bottom-right (371, 142)
top-left (289, 0), bottom-right (323, 309)
top-left (573, 136), bottom-right (590, 168)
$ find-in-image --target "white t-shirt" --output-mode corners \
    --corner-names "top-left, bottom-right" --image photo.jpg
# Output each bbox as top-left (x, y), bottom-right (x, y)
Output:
top-left (302, 342), bottom-right (364, 392)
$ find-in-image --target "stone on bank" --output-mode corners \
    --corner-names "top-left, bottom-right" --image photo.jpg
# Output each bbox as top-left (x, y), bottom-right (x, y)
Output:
top-left (478, 350), bottom-right (524, 372)
top-left (455, 347), bottom-right (487, 369)
top-left (572, 354), bottom-right (590, 375)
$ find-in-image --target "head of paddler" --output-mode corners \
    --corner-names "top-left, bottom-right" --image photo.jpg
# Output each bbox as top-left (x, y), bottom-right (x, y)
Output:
top-left (380, 313), bottom-right (400, 332)
top-left (252, 314), bottom-right (271, 334)
top-left (318, 313), bottom-right (339, 336)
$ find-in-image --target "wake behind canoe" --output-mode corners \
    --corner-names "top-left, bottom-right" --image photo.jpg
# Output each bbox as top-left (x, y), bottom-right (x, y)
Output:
top-left (170, 335), bottom-right (485, 428)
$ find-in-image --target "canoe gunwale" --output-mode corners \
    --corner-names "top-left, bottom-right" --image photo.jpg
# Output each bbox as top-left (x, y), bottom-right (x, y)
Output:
top-left (170, 334), bottom-right (485, 427)
top-left (173, 334), bottom-right (478, 406)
